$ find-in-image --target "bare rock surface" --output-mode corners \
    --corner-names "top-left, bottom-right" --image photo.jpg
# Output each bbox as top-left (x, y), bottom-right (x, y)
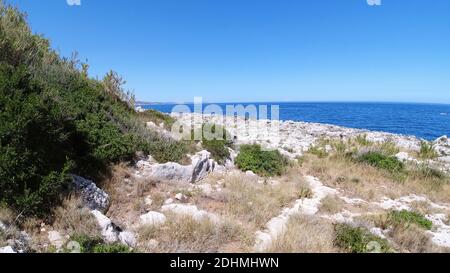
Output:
top-left (135, 150), bottom-right (220, 184)
top-left (71, 175), bottom-right (110, 212)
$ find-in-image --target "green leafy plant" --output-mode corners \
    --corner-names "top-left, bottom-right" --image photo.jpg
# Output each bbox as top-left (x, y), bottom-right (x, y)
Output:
top-left (357, 152), bottom-right (404, 173)
top-left (0, 3), bottom-right (189, 215)
top-left (236, 144), bottom-right (288, 177)
top-left (334, 224), bottom-right (390, 253)
top-left (67, 234), bottom-right (131, 253)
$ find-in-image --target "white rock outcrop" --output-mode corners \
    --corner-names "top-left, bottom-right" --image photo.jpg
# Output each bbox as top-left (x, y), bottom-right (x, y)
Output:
top-left (434, 136), bottom-right (450, 156)
top-left (135, 150), bottom-right (219, 184)
top-left (91, 210), bottom-right (120, 243)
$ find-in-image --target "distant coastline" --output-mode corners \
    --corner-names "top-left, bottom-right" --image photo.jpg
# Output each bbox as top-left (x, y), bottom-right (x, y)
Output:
top-left (140, 102), bottom-right (450, 141)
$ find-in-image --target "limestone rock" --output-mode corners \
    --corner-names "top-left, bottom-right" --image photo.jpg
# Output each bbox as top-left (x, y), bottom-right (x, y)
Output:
top-left (0, 246), bottom-right (16, 253)
top-left (135, 150), bottom-right (218, 184)
top-left (434, 136), bottom-right (450, 156)
top-left (90, 210), bottom-right (120, 243)
top-left (118, 231), bottom-right (137, 247)
top-left (72, 175), bottom-right (110, 213)
top-left (139, 211), bottom-right (167, 227)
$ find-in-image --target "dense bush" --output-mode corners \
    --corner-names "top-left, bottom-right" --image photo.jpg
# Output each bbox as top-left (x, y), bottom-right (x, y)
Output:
top-left (357, 151), bottom-right (404, 173)
top-left (236, 144), bottom-right (288, 177)
top-left (388, 210), bottom-right (433, 230)
top-left (334, 224), bottom-right (390, 253)
top-left (0, 3), bottom-right (186, 215)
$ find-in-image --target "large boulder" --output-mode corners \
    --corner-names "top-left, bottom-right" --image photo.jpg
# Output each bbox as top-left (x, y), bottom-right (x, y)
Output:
top-left (136, 150), bottom-right (219, 184)
top-left (71, 175), bottom-right (110, 213)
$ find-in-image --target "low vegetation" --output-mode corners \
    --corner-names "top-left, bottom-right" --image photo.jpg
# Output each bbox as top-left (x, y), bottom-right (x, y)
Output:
top-left (387, 210), bottom-right (433, 230)
top-left (356, 151), bottom-right (404, 174)
top-left (418, 141), bottom-right (438, 160)
top-left (67, 234), bottom-right (131, 253)
top-left (199, 124), bottom-right (233, 164)
top-left (333, 224), bottom-right (390, 253)
top-left (137, 214), bottom-right (251, 253)
top-left (269, 216), bottom-right (338, 253)
top-left (137, 109), bottom-right (176, 130)
top-left (236, 144), bottom-right (288, 177)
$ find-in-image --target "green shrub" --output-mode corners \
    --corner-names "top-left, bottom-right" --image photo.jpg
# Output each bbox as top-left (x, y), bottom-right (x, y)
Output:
top-left (67, 234), bottom-right (131, 253)
top-left (418, 141), bottom-right (438, 159)
top-left (334, 224), bottom-right (390, 253)
top-left (357, 152), bottom-right (404, 173)
top-left (0, 3), bottom-right (188, 215)
top-left (93, 243), bottom-right (132, 253)
top-left (187, 123), bottom-right (233, 164)
top-left (138, 109), bottom-right (175, 130)
top-left (236, 145), bottom-right (288, 177)
top-left (388, 210), bottom-right (433, 230)
top-left (200, 124), bottom-right (232, 164)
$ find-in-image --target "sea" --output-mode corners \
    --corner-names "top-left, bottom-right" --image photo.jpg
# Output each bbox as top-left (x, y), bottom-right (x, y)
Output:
top-left (140, 102), bottom-right (450, 141)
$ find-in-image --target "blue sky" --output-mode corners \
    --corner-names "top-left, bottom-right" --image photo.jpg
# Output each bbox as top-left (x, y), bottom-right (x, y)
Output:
top-left (6, 0), bottom-right (450, 103)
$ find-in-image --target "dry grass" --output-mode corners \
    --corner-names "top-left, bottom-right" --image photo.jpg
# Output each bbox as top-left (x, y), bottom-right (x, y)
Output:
top-left (268, 215), bottom-right (339, 253)
top-left (0, 206), bottom-right (15, 225)
top-left (52, 196), bottom-right (100, 237)
top-left (389, 224), bottom-right (436, 253)
top-left (218, 169), bottom-right (309, 229)
top-left (301, 147), bottom-right (450, 204)
top-left (137, 213), bottom-right (253, 253)
top-left (103, 163), bottom-right (161, 227)
top-left (0, 206), bottom-right (16, 247)
top-left (319, 195), bottom-right (345, 215)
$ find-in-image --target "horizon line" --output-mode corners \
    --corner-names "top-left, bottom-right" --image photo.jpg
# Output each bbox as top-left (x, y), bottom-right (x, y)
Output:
top-left (136, 100), bottom-right (450, 106)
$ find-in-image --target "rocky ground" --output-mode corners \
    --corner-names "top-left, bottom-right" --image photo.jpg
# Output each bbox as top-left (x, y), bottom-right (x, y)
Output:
top-left (2, 113), bottom-right (450, 253)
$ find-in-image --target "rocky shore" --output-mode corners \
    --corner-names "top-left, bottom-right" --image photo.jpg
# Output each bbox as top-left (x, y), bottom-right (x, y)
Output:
top-left (2, 112), bottom-right (450, 253)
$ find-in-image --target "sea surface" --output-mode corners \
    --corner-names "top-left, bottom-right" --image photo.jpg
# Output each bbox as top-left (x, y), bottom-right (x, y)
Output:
top-left (140, 102), bottom-right (450, 141)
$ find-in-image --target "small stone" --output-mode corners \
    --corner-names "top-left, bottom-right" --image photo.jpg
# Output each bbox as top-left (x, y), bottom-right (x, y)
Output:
top-left (246, 171), bottom-right (256, 176)
top-left (144, 196), bottom-right (153, 206)
top-left (164, 198), bottom-right (174, 205)
top-left (48, 231), bottom-right (65, 249)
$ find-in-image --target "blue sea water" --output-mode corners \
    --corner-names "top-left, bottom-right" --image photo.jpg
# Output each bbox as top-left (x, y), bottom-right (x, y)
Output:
top-left (141, 102), bottom-right (450, 141)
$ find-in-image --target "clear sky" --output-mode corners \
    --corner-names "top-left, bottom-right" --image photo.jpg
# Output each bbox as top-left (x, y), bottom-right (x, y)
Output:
top-left (6, 0), bottom-right (450, 103)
